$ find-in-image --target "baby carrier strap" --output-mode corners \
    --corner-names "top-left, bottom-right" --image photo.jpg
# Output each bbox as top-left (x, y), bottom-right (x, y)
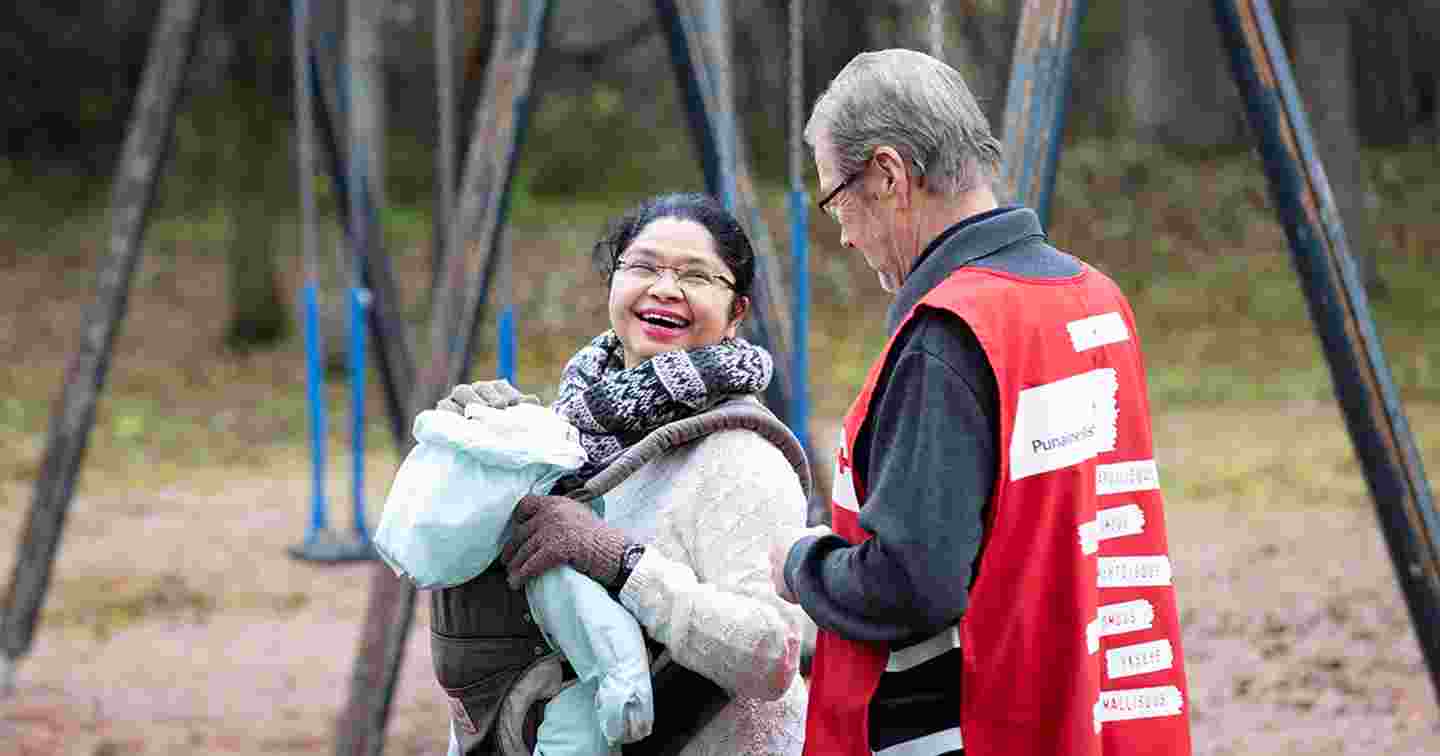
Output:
top-left (433, 396), bottom-right (811, 755)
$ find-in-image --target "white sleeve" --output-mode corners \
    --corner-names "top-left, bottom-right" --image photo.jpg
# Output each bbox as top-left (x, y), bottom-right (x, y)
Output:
top-left (616, 431), bottom-right (811, 701)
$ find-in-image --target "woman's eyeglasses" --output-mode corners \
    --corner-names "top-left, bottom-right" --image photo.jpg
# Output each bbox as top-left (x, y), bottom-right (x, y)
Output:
top-left (615, 260), bottom-right (736, 294)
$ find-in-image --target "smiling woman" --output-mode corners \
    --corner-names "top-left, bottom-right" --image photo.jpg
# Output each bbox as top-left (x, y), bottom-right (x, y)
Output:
top-left (433, 192), bottom-right (811, 756)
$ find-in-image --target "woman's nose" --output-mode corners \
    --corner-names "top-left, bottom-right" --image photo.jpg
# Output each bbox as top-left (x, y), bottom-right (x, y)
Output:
top-left (646, 270), bottom-right (685, 298)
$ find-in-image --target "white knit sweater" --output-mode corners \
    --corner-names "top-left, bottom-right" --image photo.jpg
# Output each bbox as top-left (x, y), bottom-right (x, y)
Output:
top-left (608, 426), bottom-right (811, 756)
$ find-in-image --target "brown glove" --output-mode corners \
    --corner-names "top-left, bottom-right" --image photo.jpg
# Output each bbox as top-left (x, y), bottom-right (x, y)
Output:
top-left (500, 494), bottom-right (628, 590)
top-left (435, 379), bottom-right (541, 415)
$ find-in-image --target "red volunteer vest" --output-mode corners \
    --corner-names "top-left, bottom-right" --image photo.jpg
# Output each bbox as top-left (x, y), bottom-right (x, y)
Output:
top-left (805, 264), bottom-right (1192, 756)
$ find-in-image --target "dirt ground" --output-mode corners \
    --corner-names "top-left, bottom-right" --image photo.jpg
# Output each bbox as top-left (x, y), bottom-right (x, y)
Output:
top-left (4, 402), bottom-right (1440, 755)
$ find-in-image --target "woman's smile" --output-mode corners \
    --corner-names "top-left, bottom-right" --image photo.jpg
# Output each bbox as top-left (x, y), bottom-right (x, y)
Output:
top-left (635, 307), bottom-right (692, 341)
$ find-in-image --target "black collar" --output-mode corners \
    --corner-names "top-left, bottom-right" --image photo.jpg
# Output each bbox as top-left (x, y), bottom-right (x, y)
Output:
top-left (887, 207), bottom-right (1045, 333)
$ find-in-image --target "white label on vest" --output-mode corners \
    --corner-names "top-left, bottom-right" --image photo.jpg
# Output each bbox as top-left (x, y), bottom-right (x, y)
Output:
top-left (1106, 639), bottom-right (1175, 679)
top-left (1096, 685), bottom-right (1184, 722)
top-left (1086, 617), bottom-right (1101, 654)
top-left (1098, 599), bottom-right (1157, 638)
top-left (1067, 311), bottom-right (1131, 352)
top-left (1096, 460), bottom-right (1161, 495)
top-left (1098, 503), bottom-right (1147, 540)
top-left (1098, 556), bottom-right (1172, 587)
top-left (1009, 368), bottom-right (1118, 481)
top-left (832, 428), bottom-right (860, 513)
top-left (1080, 503), bottom-right (1148, 555)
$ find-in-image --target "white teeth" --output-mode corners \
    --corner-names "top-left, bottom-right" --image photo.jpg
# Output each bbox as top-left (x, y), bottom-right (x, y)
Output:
top-left (640, 313), bottom-right (689, 328)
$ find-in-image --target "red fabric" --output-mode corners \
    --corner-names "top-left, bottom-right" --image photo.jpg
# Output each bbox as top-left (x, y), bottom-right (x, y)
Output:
top-left (804, 264), bottom-right (1192, 756)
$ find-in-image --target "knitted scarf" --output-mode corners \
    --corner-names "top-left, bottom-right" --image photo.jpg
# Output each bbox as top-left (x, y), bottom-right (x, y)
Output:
top-left (553, 330), bottom-right (773, 480)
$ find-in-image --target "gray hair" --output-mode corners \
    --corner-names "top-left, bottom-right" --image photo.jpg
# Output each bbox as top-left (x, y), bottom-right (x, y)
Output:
top-left (805, 49), bottom-right (1002, 196)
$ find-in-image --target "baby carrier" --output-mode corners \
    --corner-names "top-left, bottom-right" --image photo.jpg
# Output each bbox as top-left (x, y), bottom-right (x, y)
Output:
top-left (431, 397), bottom-right (811, 755)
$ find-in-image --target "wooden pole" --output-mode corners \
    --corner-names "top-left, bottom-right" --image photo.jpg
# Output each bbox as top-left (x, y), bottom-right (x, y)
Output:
top-left (433, 0), bottom-right (458, 298)
top-left (344, 0), bottom-right (416, 448)
top-left (995, 0), bottom-right (1087, 226)
top-left (0, 0), bottom-right (205, 692)
top-left (0, 0), bottom-right (206, 696)
top-left (1214, 0), bottom-right (1440, 706)
top-left (334, 3), bottom-right (551, 753)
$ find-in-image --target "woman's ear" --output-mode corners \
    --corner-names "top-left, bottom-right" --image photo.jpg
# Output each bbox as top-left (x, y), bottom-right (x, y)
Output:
top-left (727, 295), bottom-right (751, 333)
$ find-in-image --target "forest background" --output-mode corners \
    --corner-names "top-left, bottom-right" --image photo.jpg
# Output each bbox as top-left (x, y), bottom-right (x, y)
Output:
top-left (2, 1), bottom-right (1440, 755)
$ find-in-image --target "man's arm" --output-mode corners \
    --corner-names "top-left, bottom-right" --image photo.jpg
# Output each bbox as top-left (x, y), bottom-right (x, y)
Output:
top-left (782, 312), bottom-right (997, 642)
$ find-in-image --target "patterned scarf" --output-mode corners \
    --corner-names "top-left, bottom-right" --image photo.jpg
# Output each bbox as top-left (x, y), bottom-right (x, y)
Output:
top-left (553, 330), bottom-right (773, 480)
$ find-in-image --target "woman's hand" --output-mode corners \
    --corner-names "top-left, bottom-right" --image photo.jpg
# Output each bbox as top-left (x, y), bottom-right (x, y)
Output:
top-left (501, 494), bottom-right (629, 589)
top-left (435, 379), bottom-right (540, 416)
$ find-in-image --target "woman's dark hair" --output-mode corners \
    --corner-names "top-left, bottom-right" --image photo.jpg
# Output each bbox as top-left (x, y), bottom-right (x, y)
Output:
top-left (591, 192), bottom-right (756, 300)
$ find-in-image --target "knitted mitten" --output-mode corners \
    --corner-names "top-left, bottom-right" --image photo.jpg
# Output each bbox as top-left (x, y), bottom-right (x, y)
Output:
top-left (502, 494), bottom-right (627, 588)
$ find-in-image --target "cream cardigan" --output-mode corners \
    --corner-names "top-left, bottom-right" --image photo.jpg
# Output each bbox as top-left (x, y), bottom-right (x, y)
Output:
top-left (608, 425), bottom-right (811, 756)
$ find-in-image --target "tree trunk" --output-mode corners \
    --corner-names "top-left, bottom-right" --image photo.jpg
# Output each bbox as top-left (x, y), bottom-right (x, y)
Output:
top-left (225, 201), bottom-right (292, 351)
top-left (1287, 0), bottom-right (1383, 294)
top-left (1351, 3), bottom-right (1417, 146)
top-left (1124, 0), bottom-right (1244, 148)
top-left (224, 0), bottom-right (292, 351)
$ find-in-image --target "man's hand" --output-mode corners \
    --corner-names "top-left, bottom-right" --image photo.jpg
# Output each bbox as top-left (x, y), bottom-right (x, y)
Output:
top-left (435, 379), bottom-right (540, 416)
top-left (501, 494), bottom-right (628, 589)
top-left (770, 525), bottom-right (832, 604)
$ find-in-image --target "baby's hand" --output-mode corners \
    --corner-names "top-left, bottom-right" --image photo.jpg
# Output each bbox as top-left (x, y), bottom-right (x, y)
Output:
top-left (435, 379), bottom-right (540, 416)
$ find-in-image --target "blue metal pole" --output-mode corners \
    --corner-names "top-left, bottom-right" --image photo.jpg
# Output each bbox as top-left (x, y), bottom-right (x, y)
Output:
top-left (788, 191), bottom-right (809, 447)
top-left (302, 282), bottom-right (328, 538)
top-left (295, 0), bottom-right (328, 545)
top-left (350, 285), bottom-right (371, 543)
top-left (498, 306), bottom-right (517, 383)
top-left (787, 0), bottom-right (810, 461)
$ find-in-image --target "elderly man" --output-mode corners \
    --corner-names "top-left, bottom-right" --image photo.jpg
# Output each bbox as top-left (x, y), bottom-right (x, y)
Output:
top-left (771, 50), bottom-right (1192, 756)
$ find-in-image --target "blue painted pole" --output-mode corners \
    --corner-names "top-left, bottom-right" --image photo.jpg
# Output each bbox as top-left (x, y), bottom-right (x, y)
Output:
top-left (498, 305), bottom-right (517, 383)
top-left (1214, 0), bottom-right (1440, 706)
top-left (788, 191), bottom-right (809, 447)
top-left (655, 0), bottom-right (721, 196)
top-left (295, 0), bottom-right (328, 547)
top-left (350, 285), bottom-right (371, 543)
top-left (787, 0), bottom-right (810, 462)
top-left (303, 282), bottom-right (328, 539)
top-left (996, 0), bottom-right (1087, 227)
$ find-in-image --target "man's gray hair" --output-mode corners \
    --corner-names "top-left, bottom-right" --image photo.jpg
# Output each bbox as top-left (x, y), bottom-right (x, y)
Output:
top-left (805, 49), bottom-right (1002, 196)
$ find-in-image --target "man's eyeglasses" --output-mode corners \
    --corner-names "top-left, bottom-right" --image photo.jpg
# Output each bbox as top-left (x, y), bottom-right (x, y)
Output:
top-left (816, 171), bottom-right (861, 221)
top-left (614, 259), bottom-right (736, 294)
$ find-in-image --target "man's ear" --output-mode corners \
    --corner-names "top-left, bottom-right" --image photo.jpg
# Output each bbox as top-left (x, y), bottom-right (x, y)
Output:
top-left (873, 146), bottom-right (911, 205)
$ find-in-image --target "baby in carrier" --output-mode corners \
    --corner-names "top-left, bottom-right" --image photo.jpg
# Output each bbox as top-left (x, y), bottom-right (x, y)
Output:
top-left (375, 401), bottom-right (653, 755)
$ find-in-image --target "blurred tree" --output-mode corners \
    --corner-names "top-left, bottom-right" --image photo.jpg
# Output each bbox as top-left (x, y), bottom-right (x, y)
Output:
top-left (1352, 1), bottom-right (1439, 146)
top-left (220, 0), bottom-right (292, 351)
top-left (0, 2), bottom-right (159, 168)
top-left (1287, 0), bottom-right (1383, 295)
top-left (1123, 0), bottom-right (1244, 148)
